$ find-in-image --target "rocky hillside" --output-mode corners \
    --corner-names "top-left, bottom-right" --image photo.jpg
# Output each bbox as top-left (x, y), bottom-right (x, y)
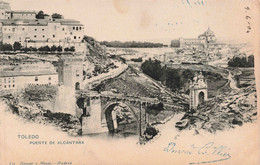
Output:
top-left (83, 36), bottom-right (119, 79)
top-left (175, 85), bottom-right (257, 133)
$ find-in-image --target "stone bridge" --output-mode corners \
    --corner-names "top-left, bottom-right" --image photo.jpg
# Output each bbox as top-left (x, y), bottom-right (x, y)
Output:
top-left (75, 91), bottom-right (163, 141)
top-left (75, 90), bottom-right (185, 142)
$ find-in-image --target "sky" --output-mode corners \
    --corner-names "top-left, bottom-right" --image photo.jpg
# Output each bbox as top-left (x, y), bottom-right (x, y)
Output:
top-left (4, 0), bottom-right (260, 44)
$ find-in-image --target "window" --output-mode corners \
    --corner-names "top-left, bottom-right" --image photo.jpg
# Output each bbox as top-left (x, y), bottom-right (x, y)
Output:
top-left (4, 85), bottom-right (6, 88)
top-left (13, 78), bottom-right (15, 83)
top-left (34, 35), bottom-right (37, 38)
top-left (9, 85), bottom-right (10, 88)
top-left (42, 29), bottom-right (44, 31)
top-left (43, 35), bottom-right (45, 38)
top-left (76, 70), bottom-right (79, 77)
top-left (13, 84), bottom-right (15, 87)
top-left (8, 78), bottom-right (10, 83)
top-left (22, 28), bottom-right (25, 31)
top-left (73, 27), bottom-right (75, 30)
top-left (62, 28), bottom-right (65, 31)
top-left (70, 32), bottom-right (72, 35)
top-left (8, 36), bottom-right (11, 39)
top-left (76, 27), bottom-right (78, 30)
top-left (53, 35), bottom-right (55, 38)
top-left (48, 77), bottom-right (51, 80)
top-left (35, 76), bottom-right (38, 81)
top-left (79, 27), bottom-right (82, 30)
top-left (12, 28), bottom-right (15, 32)
top-left (4, 78), bottom-right (6, 83)
top-left (74, 36), bottom-right (76, 39)
top-left (35, 29), bottom-right (37, 31)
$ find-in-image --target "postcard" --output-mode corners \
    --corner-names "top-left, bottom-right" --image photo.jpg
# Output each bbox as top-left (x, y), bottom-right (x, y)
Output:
top-left (0, 0), bottom-right (259, 164)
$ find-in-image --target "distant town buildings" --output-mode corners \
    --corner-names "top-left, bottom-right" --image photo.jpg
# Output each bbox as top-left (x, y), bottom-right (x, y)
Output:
top-left (171, 28), bottom-right (217, 48)
top-left (0, 0), bottom-right (86, 52)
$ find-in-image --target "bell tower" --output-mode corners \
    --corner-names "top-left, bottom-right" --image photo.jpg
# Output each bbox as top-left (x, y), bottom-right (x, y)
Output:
top-left (189, 72), bottom-right (208, 109)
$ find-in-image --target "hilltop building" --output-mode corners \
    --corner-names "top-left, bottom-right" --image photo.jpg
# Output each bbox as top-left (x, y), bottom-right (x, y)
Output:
top-left (0, 1), bottom-right (86, 52)
top-left (171, 28), bottom-right (217, 48)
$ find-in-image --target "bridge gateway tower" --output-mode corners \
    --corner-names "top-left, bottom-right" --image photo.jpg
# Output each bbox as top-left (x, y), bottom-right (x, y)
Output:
top-left (57, 55), bottom-right (84, 90)
top-left (189, 72), bottom-right (208, 109)
top-left (54, 55), bottom-right (84, 115)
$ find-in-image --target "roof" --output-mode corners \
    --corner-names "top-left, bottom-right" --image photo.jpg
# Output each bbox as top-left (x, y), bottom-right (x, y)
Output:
top-left (6, 10), bottom-right (36, 14)
top-left (0, 70), bottom-right (58, 77)
top-left (1, 18), bottom-right (84, 26)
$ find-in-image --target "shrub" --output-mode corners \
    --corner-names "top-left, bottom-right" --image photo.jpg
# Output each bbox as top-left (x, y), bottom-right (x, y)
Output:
top-left (50, 45), bottom-right (57, 52)
top-left (0, 42), bottom-right (13, 51)
top-left (57, 46), bottom-right (62, 52)
top-left (38, 46), bottom-right (50, 52)
top-left (13, 42), bottom-right (22, 51)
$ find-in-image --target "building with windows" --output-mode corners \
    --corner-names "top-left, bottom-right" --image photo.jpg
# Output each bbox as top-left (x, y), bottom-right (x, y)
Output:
top-left (0, 61), bottom-right (58, 91)
top-left (171, 28), bottom-right (217, 48)
top-left (0, 1), bottom-right (86, 52)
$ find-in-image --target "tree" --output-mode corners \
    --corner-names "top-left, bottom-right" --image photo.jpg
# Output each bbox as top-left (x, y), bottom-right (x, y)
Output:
top-left (100, 40), bottom-right (164, 48)
top-left (247, 55), bottom-right (254, 67)
top-left (228, 56), bottom-right (254, 68)
top-left (50, 45), bottom-right (57, 52)
top-left (36, 11), bottom-right (45, 19)
top-left (141, 59), bottom-right (163, 81)
top-left (64, 47), bottom-right (70, 52)
top-left (57, 46), bottom-right (62, 52)
top-left (38, 46), bottom-right (50, 52)
top-left (0, 42), bottom-right (13, 51)
top-left (65, 46), bottom-right (75, 52)
top-left (69, 46), bottom-right (75, 52)
top-left (52, 13), bottom-right (63, 19)
top-left (29, 47), bottom-right (37, 51)
top-left (21, 47), bottom-right (31, 52)
top-left (13, 42), bottom-right (22, 51)
top-left (165, 69), bottom-right (181, 91)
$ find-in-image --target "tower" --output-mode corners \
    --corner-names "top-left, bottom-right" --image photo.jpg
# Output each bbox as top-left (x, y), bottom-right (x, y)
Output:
top-left (57, 55), bottom-right (84, 90)
top-left (189, 72), bottom-right (208, 109)
top-left (54, 55), bottom-right (84, 115)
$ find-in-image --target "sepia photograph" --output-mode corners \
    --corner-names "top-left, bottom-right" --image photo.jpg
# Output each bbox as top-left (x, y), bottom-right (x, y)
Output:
top-left (0, 0), bottom-right (259, 164)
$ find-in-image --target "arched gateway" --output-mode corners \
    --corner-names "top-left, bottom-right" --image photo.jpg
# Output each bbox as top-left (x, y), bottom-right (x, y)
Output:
top-left (189, 72), bottom-right (208, 109)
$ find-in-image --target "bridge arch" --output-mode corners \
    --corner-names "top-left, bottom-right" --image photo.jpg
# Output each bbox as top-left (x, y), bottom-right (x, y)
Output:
top-left (102, 102), bottom-right (140, 135)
